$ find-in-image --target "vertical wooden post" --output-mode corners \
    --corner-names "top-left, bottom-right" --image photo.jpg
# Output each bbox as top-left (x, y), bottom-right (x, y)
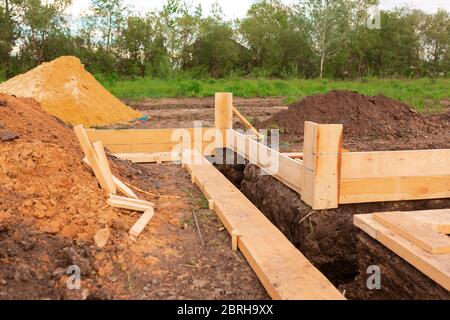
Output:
top-left (215, 92), bottom-right (233, 149)
top-left (302, 121), bottom-right (343, 210)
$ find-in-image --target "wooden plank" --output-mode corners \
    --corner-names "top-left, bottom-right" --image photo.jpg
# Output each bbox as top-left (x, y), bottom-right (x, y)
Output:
top-left (182, 150), bottom-right (344, 300)
top-left (82, 156), bottom-right (139, 200)
top-left (108, 194), bottom-right (155, 207)
top-left (113, 152), bottom-right (181, 163)
top-left (74, 125), bottom-right (115, 194)
top-left (100, 142), bottom-right (215, 155)
top-left (373, 212), bottom-right (450, 254)
top-left (354, 214), bottom-right (450, 291)
top-left (92, 141), bottom-right (116, 194)
top-left (341, 149), bottom-right (450, 179)
top-left (215, 93), bottom-right (233, 130)
top-left (111, 175), bottom-right (138, 199)
top-left (107, 198), bottom-right (153, 212)
top-left (228, 129), bottom-right (303, 194)
top-left (406, 209), bottom-right (450, 234)
top-left (232, 106), bottom-right (262, 139)
top-left (86, 128), bottom-right (216, 145)
top-left (283, 152), bottom-right (304, 159)
top-left (340, 175), bottom-right (450, 204)
top-left (301, 122), bottom-right (343, 210)
top-left (129, 208), bottom-right (155, 238)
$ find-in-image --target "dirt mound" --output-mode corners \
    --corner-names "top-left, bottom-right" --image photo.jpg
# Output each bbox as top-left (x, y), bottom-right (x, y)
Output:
top-left (0, 56), bottom-right (141, 127)
top-left (260, 90), bottom-right (446, 140)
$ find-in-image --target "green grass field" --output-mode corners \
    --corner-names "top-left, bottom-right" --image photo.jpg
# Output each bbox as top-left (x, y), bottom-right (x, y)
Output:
top-left (100, 77), bottom-right (450, 113)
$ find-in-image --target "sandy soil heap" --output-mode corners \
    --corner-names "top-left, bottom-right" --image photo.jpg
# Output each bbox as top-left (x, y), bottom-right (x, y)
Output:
top-left (0, 56), bottom-right (141, 127)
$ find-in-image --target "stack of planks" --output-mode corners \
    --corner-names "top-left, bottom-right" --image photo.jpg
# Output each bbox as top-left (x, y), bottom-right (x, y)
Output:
top-left (354, 209), bottom-right (450, 291)
top-left (74, 125), bottom-right (155, 239)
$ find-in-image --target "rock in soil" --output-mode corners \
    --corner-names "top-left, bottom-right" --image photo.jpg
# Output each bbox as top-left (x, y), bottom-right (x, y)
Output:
top-left (94, 228), bottom-right (110, 249)
top-left (0, 131), bottom-right (19, 142)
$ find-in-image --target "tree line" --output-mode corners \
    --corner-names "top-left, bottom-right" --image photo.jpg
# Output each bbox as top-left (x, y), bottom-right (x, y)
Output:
top-left (0, 0), bottom-right (449, 80)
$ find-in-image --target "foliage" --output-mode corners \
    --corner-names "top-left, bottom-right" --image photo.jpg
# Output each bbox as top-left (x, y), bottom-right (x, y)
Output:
top-left (0, 0), bottom-right (448, 79)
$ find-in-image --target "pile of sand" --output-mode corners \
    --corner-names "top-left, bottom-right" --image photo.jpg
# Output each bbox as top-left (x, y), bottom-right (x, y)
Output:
top-left (0, 56), bottom-right (141, 127)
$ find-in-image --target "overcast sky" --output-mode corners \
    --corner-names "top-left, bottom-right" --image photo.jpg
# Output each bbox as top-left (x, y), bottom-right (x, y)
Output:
top-left (69, 0), bottom-right (450, 18)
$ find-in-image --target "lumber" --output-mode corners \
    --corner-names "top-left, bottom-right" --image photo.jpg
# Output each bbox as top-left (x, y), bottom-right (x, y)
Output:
top-left (107, 198), bottom-right (153, 212)
top-left (83, 156), bottom-right (139, 199)
top-left (215, 93), bottom-right (233, 130)
top-left (373, 212), bottom-right (450, 254)
top-left (232, 106), bottom-right (262, 139)
top-left (283, 152), bottom-right (304, 159)
top-left (108, 194), bottom-right (155, 207)
top-left (74, 125), bottom-right (115, 194)
top-left (354, 214), bottom-right (450, 291)
top-left (111, 175), bottom-right (138, 199)
top-left (339, 175), bottom-right (450, 204)
top-left (92, 141), bottom-right (116, 194)
top-left (405, 209), bottom-right (450, 234)
top-left (129, 208), bottom-right (155, 238)
top-left (301, 122), bottom-right (343, 210)
top-left (227, 129), bottom-right (303, 194)
top-left (113, 152), bottom-right (181, 163)
top-left (341, 149), bottom-right (450, 179)
top-left (85, 128), bottom-right (217, 155)
top-left (182, 150), bottom-right (344, 300)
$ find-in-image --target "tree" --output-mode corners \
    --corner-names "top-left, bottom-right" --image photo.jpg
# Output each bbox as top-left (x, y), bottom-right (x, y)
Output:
top-left (421, 9), bottom-right (450, 75)
top-left (91, 0), bottom-right (125, 53)
top-left (240, 0), bottom-right (312, 77)
top-left (299, 0), bottom-right (354, 78)
top-left (182, 3), bottom-right (248, 77)
top-left (16, 0), bottom-right (71, 66)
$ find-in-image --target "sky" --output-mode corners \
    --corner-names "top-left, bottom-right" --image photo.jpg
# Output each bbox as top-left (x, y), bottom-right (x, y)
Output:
top-left (69, 0), bottom-right (450, 19)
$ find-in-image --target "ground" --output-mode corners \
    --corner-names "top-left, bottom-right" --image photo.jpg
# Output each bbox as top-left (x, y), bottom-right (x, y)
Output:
top-left (0, 95), bottom-right (267, 300)
top-left (1, 92), bottom-right (449, 300)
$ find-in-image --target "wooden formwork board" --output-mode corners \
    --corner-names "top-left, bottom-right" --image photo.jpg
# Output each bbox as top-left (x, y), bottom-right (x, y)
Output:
top-left (354, 212), bottom-right (450, 291)
top-left (226, 129), bottom-right (303, 194)
top-left (86, 128), bottom-right (219, 155)
top-left (340, 149), bottom-right (450, 204)
top-left (113, 152), bottom-right (181, 163)
top-left (183, 150), bottom-right (344, 300)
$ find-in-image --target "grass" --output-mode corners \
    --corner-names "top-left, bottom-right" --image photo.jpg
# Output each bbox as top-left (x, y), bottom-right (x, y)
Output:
top-left (101, 77), bottom-right (450, 113)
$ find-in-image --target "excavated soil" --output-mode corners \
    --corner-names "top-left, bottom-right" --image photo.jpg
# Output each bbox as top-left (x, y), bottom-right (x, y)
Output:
top-left (259, 90), bottom-right (450, 151)
top-left (216, 162), bottom-right (450, 300)
top-left (0, 56), bottom-right (141, 127)
top-left (0, 94), bottom-right (267, 299)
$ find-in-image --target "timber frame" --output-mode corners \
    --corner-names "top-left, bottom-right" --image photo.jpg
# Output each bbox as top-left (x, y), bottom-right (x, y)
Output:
top-left (86, 92), bottom-right (450, 210)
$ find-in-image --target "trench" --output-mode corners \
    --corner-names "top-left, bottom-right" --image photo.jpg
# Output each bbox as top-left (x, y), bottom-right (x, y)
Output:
top-left (212, 151), bottom-right (450, 300)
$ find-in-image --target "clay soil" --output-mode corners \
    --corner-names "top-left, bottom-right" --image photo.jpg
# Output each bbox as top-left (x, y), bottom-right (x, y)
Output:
top-left (0, 95), bottom-right (267, 300)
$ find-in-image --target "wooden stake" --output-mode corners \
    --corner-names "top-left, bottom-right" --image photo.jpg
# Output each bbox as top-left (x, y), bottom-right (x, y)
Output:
top-left (231, 230), bottom-right (240, 251)
top-left (92, 141), bottom-right (116, 194)
top-left (301, 122), bottom-right (343, 210)
top-left (74, 125), bottom-right (115, 194)
top-left (208, 199), bottom-right (214, 210)
top-left (215, 92), bottom-right (233, 149)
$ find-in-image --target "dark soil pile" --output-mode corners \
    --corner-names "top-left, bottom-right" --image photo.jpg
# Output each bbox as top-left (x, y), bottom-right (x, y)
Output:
top-left (260, 90), bottom-right (448, 141)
